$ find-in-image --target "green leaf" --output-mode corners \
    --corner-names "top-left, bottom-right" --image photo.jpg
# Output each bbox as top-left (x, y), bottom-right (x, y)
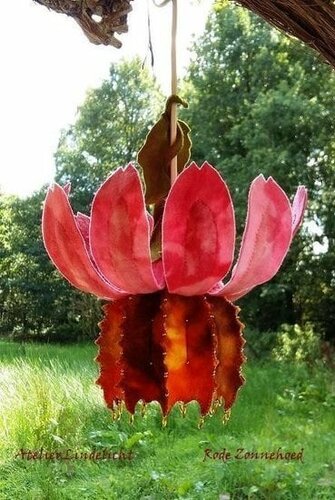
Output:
top-left (138, 95), bottom-right (192, 205)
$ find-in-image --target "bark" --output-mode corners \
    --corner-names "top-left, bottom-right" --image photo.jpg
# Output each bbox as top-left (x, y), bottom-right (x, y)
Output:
top-left (33, 0), bottom-right (133, 47)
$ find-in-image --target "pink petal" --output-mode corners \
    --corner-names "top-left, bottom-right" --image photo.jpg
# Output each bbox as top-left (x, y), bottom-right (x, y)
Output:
top-left (216, 175), bottom-right (293, 301)
top-left (292, 186), bottom-right (308, 237)
top-left (63, 182), bottom-right (71, 195)
top-left (90, 164), bottom-right (163, 294)
top-left (75, 212), bottom-right (90, 250)
top-left (42, 184), bottom-right (125, 300)
top-left (162, 162), bottom-right (235, 296)
top-left (153, 259), bottom-right (164, 289)
top-left (147, 212), bottom-right (154, 235)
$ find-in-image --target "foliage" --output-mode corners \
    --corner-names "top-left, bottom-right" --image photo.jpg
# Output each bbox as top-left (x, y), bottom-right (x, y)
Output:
top-left (0, 191), bottom-right (100, 342)
top-left (243, 326), bottom-right (278, 361)
top-left (273, 323), bottom-right (322, 364)
top-left (0, 341), bottom-right (334, 499)
top-left (182, 3), bottom-right (335, 339)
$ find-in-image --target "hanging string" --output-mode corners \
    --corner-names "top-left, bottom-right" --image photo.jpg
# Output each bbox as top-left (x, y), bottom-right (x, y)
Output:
top-left (152, 0), bottom-right (178, 185)
top-left (152, 0), bottom-right (171, 7)
top-left (146, 0), bottom-right (155, 67)
top-left (170, 0), bottom-right (178, 184)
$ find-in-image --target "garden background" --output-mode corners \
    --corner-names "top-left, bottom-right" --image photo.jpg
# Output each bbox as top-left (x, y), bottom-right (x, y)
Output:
top-left (0, 3), bottom-right (334, 499)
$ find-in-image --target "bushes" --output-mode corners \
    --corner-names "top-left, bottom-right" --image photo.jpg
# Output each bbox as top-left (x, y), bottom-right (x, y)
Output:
top-left (244, 323), bottom-right (324, 365)
top-left (273, 323), bottom-right (322, 364)
top-left (243, 327), bottom-right (278, 360)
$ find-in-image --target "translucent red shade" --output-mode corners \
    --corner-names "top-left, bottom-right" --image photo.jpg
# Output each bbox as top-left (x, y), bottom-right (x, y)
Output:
top-left (42, 161), bottom-right (307, 418)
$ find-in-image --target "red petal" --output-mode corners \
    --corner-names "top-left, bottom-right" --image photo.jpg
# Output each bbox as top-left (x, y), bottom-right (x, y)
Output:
top-left (96, 293), bottom-right (245, 418)
top-left (90, 165), bottom-right (164, 294)
top-left (217, 175), bottom-right (292, 301)
top-left (163, 162), bottom-right (235, 296)
top-left (96, 302), bottom-right (125, 407)
top-left (119, 294), bottom-right (167, 414)
top-left (292, 186), bottom-right (307, 237)
top-left (42, 184), bottom-right (125, 299)
top-left (207, 296), bottom-right (245, 410)
top-left (162, 294), bottom-right (216, 415)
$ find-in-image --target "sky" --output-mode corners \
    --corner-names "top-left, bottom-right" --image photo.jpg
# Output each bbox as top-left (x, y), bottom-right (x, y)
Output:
top-left (0, 0), bottom-right (213, 197)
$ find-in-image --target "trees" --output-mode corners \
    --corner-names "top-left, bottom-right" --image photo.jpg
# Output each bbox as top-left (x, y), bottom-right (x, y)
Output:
top-left (55, 57), bottom-right (162, 212)
top-left (182, 3), bottom-right (335, 338)
top-left (0, 58), bottom-right (162, 342)
top-left (0, 191), bottom-right (96, 342)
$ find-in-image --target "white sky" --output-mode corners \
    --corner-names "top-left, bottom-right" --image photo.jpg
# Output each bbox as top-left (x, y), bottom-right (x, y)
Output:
top-left (0, 0), bottom-right (213, 197)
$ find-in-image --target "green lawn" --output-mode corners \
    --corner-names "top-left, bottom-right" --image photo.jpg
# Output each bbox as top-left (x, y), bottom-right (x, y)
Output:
top-left (0, 340), bottom-right (334, 499)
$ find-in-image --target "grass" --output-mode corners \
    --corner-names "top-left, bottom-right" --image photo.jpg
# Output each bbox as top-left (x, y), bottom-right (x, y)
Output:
top-left (0, 340), bottom-right (334, 499)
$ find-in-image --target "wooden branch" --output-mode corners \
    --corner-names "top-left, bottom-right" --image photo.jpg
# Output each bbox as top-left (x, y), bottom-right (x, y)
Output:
top-left (232, 0), bottom-right (335, 68)
top-left (33, 0), bottom-right (133, 47)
